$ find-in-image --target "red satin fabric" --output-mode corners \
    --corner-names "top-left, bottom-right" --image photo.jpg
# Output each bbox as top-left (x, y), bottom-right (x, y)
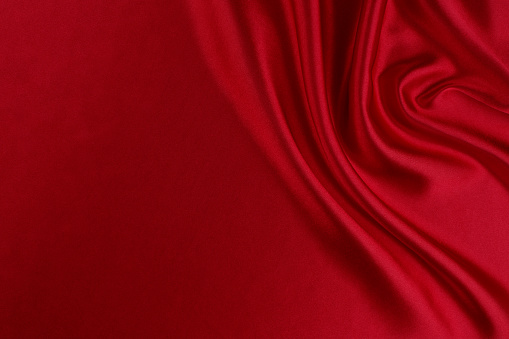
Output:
top-left (2, 0), bottom-right (509, 338)
top-left (188, 0), bottom-right (509, 337)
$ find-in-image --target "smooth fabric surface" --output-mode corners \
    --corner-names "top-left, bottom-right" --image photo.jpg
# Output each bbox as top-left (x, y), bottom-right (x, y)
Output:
top-left (1, 0), bottom-right (509, 338)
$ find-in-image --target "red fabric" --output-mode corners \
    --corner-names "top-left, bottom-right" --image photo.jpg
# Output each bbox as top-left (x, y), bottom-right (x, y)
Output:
top-left (2, 0), bottom-right (509, 338)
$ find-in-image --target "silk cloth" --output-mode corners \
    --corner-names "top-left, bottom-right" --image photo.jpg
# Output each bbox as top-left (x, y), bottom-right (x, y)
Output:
top-left (1, 0), bottom-right (509, 338)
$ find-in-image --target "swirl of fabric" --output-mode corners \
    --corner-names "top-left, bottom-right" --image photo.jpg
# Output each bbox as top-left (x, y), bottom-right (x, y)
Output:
top-left (189, 0), bottom-right (509, 337)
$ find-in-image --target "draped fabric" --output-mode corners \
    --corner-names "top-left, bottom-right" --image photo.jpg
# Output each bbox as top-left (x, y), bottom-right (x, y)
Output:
top-left (2, 0), bottom-right (509, 338)
top-left (188, 1), bottom-right (509, 337)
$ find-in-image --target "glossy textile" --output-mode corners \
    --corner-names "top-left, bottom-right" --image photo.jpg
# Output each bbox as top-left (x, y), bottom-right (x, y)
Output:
top-left (1, 0), bottom-right (509, 338)
top-left (188, 0), bottom-right (509, 338)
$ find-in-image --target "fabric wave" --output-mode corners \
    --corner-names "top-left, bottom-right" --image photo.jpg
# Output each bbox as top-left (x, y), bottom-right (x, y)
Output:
top-left (188, 1), bottom-right (509, 337)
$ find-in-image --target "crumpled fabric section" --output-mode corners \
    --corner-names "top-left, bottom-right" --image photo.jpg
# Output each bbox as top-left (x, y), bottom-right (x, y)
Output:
top-left (189, 1), bottom-right (509, 337)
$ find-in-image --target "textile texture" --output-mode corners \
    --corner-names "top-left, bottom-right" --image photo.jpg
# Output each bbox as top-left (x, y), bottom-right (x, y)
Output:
top-left (1, 0), bottom-right (509, 338)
